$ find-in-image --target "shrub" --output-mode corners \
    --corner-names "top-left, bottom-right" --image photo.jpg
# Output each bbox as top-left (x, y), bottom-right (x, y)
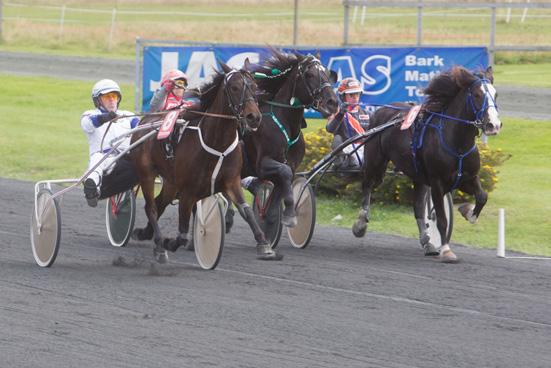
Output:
top-left (299, 128), bottom-right (511, 205)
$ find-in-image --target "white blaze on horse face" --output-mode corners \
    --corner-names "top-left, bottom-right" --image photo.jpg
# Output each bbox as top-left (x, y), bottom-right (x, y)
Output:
top-left (480, 82), bottom-right (501, 135)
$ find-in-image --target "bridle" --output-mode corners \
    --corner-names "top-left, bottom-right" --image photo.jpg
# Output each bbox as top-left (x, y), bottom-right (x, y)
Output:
top-left (223, 70), bottom-right (258, 124)
top-left (293, 56), bottom-right (334, 110)
top-left (465, 78), bottom-right (498, 130)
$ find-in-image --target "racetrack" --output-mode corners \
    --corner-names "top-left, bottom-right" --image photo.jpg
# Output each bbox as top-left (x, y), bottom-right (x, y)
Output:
top-left (2, 176), bottom-right (551, 368)
top-left (1, 50), bottom-right (551, 121)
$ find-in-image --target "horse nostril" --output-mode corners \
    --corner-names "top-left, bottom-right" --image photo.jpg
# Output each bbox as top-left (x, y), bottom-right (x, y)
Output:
top-left (246, 113), bottom-right (260, 125)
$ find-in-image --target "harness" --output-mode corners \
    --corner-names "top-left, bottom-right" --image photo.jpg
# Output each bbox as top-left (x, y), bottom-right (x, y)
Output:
top-left (411, 78), bottom-right (498, 190)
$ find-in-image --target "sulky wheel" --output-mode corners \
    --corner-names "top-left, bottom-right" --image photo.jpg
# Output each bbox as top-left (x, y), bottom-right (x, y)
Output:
top-left (106, 190), bottom-right (136, 247)
top-left (425, 190), bottom-right (454, 245)
top-left (252, 181), bottom-right (283, 249)
top-left (193, 195), bottom-right (225, 270)
top-left (287, 177), bottom-right (316, 249)
top-left (30, 188), bottom-right (61, 267)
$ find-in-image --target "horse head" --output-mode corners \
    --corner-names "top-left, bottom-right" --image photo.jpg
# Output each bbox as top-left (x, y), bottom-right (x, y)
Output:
top-left (220, 59), bottom-right (262, 132)
top-left (293, 53), bottom-right (338, 117)
top-left (466, 66), bottom-right (502, 136)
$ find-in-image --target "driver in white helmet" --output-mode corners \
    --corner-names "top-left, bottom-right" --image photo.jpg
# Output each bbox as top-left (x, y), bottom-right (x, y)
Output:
top-left (81, 79), bottom-right (140, 207)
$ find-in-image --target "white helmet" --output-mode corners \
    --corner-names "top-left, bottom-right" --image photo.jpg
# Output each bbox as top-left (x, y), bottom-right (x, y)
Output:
top-left (92, 79), bottom-right (122, 108)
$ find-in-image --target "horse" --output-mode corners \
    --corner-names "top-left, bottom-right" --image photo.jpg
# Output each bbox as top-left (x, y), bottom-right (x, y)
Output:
top-left (238, 49), bottom-right (338, 227)
top-left (130, 60), bottom-right (280, 263)
top-left (352, 66), bottom-right (501, 263)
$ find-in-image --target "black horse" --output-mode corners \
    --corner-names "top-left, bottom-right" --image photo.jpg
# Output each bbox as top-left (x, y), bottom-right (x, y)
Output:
top-left (130, 61), bottom-right (280, 262)
top-left (352, 66), bottom-right (501, 263)
top-left (238, 49), bottom-right (338, 227)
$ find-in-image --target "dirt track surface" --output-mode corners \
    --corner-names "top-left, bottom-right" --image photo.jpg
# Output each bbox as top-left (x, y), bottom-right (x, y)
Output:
top-left (1, 50), bottom-right (550, 121)
top-left (2, 177), bottom-right (551, 367)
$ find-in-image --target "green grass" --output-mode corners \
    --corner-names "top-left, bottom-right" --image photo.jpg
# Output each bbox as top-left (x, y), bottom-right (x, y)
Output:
top-left (494, 63), bottom-right (551, 88)
top-left (1, 73), bottom-right (550, 256)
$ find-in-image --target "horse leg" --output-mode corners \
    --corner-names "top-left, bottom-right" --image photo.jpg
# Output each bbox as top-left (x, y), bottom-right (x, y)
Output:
top-left (457, 176), bottom-right (488, 224)
top-left (164, 195), bottom-right (194, 253)
top-left (352, 157), bottom-right (387, 238)
top-left (132, 181), bottom-right (176, 241)
top-left (259, 157), bottom-right (296, 227)
top-left (430, 182), bottom-right (458, 263)
top-left (225, 179), bottom-right (282, 261)
top-left (139, 176), bottom-right (169, 264)
top-left (222, 193), bottom-right (235, 234)
top-left (413, 183), bottom-right (439, 256)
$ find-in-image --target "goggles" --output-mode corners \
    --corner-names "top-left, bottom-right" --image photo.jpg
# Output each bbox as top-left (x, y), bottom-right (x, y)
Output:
top-left (173, 79), bottom-right (188, 89)
top-left (100, 92), bottom-right (120, 100)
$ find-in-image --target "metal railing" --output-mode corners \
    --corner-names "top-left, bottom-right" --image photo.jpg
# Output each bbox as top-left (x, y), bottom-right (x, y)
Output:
top-left (343, 1), bottom-right (551, 64)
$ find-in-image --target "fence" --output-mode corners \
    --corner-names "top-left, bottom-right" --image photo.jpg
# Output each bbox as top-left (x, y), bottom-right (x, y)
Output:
top-left (343, 1), bottom-right (551, 64)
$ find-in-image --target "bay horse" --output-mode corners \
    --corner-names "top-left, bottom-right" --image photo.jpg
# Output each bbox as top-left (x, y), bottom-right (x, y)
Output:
top-left (239, 49), bottom-right (338, 227)
top-left (130, 61), bottom-right (280, 263)
top-left (352, 66), bottom-right (501, 263)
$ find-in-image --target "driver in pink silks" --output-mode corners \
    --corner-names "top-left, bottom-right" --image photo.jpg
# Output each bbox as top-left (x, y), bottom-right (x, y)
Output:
top-left (326, 77), bottom-right (372, 169)
top-left (149, 69), bottom-right (200, 159)
top-left (81, 79), bottom-right (140, 207)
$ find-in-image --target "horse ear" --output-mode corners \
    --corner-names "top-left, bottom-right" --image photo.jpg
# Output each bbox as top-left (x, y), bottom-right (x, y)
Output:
top-left (243, 57), bottom-right (251, 71)
top-left (314, 50), bottom-right (321, 60)
top-left (329, 70), bottom-right (338, 84)
top-left (485, 66), bottom-right (494, 83)
top-left (219, 61), bottom-right (232, 74)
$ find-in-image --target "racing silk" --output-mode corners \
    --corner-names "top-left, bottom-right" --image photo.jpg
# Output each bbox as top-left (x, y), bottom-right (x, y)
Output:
top-left (326, 106), bottom-right (371, 141)
top-left (81, 108), bottom-right (139, 156)
top-left (149, 86), bottom-right (200, 112)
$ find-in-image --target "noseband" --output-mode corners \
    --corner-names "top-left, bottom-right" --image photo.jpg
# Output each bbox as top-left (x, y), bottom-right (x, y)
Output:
top-left (294, 56), bottom-right (333, 110)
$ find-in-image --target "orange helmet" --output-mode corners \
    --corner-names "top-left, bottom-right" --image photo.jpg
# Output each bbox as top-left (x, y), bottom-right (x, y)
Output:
top-left (337, 77), bottom-right (363, 96)
top-left (161, 69), bottom-right (188, 87)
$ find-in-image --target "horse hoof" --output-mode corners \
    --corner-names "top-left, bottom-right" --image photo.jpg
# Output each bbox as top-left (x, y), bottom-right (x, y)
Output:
top-left (185, 240), bottom-right (195, 251)
top-left (225, 208), bottom-right (235, 234)
top-left (153, 248), bottom-right (169, 264)
top-left (458, 203), bottom-right (477, 224)
top-left (423, 242), bottom-right (440, 256)
top-left (282, 215), bottom-right (297, 228)
top-left (352, 221), bottom-right (367, 238)
top-left (439, 249), bottom-right (459, 263)
top-left (256, 244), bottom-right (283, 261)
top-left (131, 228), bottom-right (153, 241)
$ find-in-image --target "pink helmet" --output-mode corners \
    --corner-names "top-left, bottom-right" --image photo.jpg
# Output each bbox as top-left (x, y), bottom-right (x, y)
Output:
top-left (161, 69), bottom-right (188, 87)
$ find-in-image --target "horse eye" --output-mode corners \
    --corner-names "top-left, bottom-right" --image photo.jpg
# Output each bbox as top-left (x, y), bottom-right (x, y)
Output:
top-left (231, 85), bottom-right (239, 92)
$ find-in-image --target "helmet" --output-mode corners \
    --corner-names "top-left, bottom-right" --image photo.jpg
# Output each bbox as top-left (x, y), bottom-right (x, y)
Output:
top-left (337, 77), bottom-right (363, 96)
top-left (161, 69), bottom-right (188, 88)
top-left (92, 79), bottom-right (121, 108)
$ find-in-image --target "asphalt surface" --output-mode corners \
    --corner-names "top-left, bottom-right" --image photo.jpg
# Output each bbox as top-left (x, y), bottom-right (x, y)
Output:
top-left (2, 177), bottom-right (551, 368)
top-left (1, 50), bottom-right (550, 120)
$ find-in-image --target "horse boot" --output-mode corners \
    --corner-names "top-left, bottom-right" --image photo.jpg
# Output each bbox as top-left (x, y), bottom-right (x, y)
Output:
top-left (163, 233), bottom-right (189, 252)
top-left (438, 244), bottom-right (459, 263)
top-left (416, 218), bottom-right (439, 256)
top-left (281, 205), bottom-right (297, 228)
top-left (352, 208), bottom-right (369, 237)
top-left (225, 206), bottom-right (235, 234)
top-left (153, 245), bottom-right (169, 264)
top-left (163, 140), bottom-right (175, 160)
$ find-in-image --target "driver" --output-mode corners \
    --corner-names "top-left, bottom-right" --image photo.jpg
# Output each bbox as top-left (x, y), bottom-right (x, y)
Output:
top-left (326, 77), bottom-right (372, 169)
top-left (81, 79), bottom-right (140, 207)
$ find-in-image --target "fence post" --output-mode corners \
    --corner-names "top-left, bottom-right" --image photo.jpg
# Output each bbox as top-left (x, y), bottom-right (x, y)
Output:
top-left (417, 1), bottom-right (423, 47)
top-left (506, 0), bottom-right (512, 23)
top-left (0, 0), bottom-right (3, 43)
top-left (521, 0), bottom-right (530, 23)
top-left (360, 5), bottom-right (366, 26)
top-left (343, 0), bottom-right (349, 46)
top-left (489, 5), bottom-right (496, 66)
top-left (293, 0), bottom-right (298, 46)
top-left (108, 8), bottom-right (117, 51)
top-left (59, 4), bottom-right (66, 43)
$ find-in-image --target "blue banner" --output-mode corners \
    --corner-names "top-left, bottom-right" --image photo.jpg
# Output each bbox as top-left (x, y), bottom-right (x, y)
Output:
top-left (142, 44), bottom-right (488, 116)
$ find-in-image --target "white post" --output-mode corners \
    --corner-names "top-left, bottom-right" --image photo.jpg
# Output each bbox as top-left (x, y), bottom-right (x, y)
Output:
top-left (108, 8), bottom-right (117, 51)
top-left (506, 0), bottom-right (512, 23)
top-left (521, 0), bottom-right (530, 23)
top-left (59, 4), bottom-right (66, 42)
top-left (497, 208), bottom-right (506, 258)
top-left (352, 5), bottom-right (358, 24)
top-left (360, 5), bottom-right (366, 26)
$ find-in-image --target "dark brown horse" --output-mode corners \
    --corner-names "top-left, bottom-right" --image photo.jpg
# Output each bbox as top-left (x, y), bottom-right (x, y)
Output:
top-left (353, 66), bottom-right (501, 263)
top-left (239, 49), bottom-right (338, 226)
top-left (130, 61), bottom-right (280, 263)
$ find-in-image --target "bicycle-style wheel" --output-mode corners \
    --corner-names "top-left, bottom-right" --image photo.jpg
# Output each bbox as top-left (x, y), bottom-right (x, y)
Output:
top-left (30, 188), bottom-right (61, 267)
top-left (252, 181), bottom-right (283, 249)
top-left (106, 190), bottom-right (136, 247)
top-left (287, 177), bottom-right (316, 249)
top-left (193, 195), bottom-right (225, 270)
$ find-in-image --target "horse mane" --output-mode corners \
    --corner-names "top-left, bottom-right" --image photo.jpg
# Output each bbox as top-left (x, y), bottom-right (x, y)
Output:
top-left (198, 70), bottom-right (226, 108)
top-left (423, 66), bottom-right (479, 112)
top-left (251, 48), bottom-right (305, 99)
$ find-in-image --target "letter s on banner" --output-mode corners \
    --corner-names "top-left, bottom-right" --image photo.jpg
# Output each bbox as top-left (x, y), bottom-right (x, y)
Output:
top-left (360, 55), bottom-right (391, 96)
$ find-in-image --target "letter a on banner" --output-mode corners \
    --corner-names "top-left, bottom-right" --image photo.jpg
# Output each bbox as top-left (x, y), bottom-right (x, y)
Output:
top-left (157, 101), bottom-right (180, 140)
